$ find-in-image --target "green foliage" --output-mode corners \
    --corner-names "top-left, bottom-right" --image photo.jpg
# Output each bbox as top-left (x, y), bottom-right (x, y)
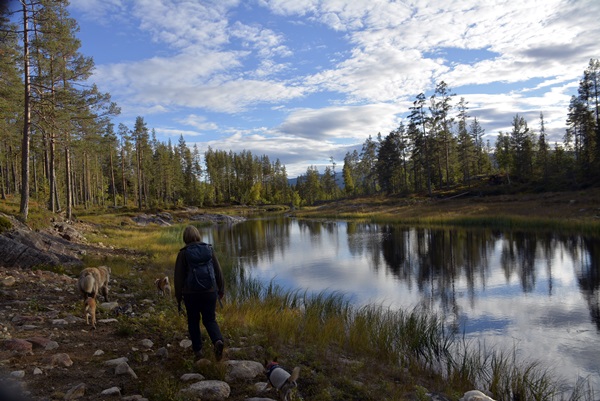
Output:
top-left (115, 317), bottom-right (137, 337)
top-left (0, 216), bottom-right (12, 233)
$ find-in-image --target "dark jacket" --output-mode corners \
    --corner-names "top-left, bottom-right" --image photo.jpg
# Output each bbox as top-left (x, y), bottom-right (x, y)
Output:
top-left (174, 242), bottom-right (224, 305)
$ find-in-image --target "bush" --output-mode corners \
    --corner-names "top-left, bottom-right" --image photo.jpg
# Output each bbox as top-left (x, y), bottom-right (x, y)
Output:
top-left (0, 215), bottom-right (12, 233)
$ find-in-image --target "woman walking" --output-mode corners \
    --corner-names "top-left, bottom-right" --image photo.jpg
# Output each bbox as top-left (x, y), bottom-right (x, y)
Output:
top-left (174, 225), bottom-right (225, 361)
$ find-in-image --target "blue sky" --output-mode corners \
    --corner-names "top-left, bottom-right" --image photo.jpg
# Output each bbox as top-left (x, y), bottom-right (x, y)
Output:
top-left (63, 0), bottom-right (599, 177)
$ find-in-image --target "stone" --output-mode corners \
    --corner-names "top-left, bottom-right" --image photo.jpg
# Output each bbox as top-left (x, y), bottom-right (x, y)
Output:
top-left (245, 398), bottom-right (277, 401)
top-left (2, 276), bottom-right (16, 286)
top-left (224, 360), bottom-right (265, 381)
top-left (99, 302), bottom-right (120, 311)
top-left (27, 336), bottom-right (56, 349)
top-left (179, 339), bottom-right (192, 349)
top-left (459, 390), bottom-right (496, 401)
top-left (64, 383), bottom-right (86, 400)
top-left (50, 353), bottom-right (73, 367)
top-left (156, 347), bottom-right (168, 358)
top-left (45, 341), bottom-right (59, 350)
top-left (100, 387), bottom-right (122, 396)
top-left (181, 373), bottom-right (205, 382)
top-left (10, 370), bottom-right (25, 378)
top-left (115, 362), bottom-right (138, 379)
top-left (33, 368), bottom-right (43, 375)
top-left (140, 339), bottom-right (153, 348)
top-left (179, 380), bottom-right (230, 401)
top-left (3, 338), bottom-right (33, 354)
top-left (104, 357), bottom-right (128, 366)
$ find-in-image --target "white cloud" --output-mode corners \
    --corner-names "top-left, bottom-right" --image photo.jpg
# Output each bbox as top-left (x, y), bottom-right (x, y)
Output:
top-left (278, 103), bottom-right (400, 140)
top-left (69, 0), bottom-right (600, 175)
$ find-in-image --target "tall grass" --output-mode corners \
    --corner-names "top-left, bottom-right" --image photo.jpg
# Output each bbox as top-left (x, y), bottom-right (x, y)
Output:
top-left (71, 216), bottom-right (596, 400)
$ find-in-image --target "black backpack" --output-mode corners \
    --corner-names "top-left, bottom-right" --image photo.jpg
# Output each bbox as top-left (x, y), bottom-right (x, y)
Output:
top-left (185, 243), bottom-right (217, 292)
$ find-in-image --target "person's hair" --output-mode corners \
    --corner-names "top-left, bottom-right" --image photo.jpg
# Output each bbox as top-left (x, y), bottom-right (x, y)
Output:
top-left (182, 225), bottom-right (201, 244)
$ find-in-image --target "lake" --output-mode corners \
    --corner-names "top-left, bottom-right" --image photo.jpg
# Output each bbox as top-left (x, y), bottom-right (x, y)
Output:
top-left (202, 216), bottom-right (600, 389)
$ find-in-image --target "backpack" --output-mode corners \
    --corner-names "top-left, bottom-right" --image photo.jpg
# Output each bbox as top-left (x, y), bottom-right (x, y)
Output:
top-left (184, 243), bottom-right (217, 292)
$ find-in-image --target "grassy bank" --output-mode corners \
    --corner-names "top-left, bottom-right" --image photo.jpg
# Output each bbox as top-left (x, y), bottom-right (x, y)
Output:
top-left (2, 190), bottom-right (600, 400)
top-left (70, 212), bottom-right (596, 401)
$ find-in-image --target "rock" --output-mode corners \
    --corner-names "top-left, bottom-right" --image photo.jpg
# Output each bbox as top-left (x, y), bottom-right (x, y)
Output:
top-left (100, 387), bottom-right (121, 396)
top-left (459, 390), bottom-right (496, 401)
top-left (0, 228), bottom-right (83, 269)
top-left (93, 349), bottom-right (105, 356)
top-left (180, 339), bottom-right (192, 349)
top-left (115, 362), bottom-right (138, 379)
top-left (122, 396), bottom-right (147, 401)
top-left (104, 357), bottom-right (128, 366)
top-left (33, 367), bottom-right (43, 375)
top-left (49, 353), bottom-right (73, 367)
top-left (181, 373), bottom-right (205, 382)
top-left (1, 276), bottom-right (16, 286)
top-left (45, 341), bottom-right (59, 350)
top-left (179, 380), bottom-right (230, 401)
top-left (245, 398), bottom-right (277, 401)
top-left (156, 347), bottom-right (169, 358)
top-left (27, 336), bottom-right (57, 350)
top-left (140, 339), bottom-right (153, 348)
top-left (10, 370), bottom-right (25, 378)
top-left (99, 302), bottom-right (120, 311)
top-left (3, 338), bottom-right (33, 354)
top-left (64, 383), bottom-right (86, 400)
top-left (224, 360), bottom-right (264, 381)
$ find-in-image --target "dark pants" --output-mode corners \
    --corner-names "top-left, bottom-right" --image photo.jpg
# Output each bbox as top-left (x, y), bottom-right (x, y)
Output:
top-left (183, 291), bottom-right (223, 352)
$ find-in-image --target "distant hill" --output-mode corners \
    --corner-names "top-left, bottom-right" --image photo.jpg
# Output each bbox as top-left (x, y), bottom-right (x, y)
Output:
top-left (288, 172), bottom-right (344, 188)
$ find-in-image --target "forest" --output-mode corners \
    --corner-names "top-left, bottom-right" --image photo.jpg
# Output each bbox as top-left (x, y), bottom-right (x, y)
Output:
top-left (1, 2), bottom-right (599, 222)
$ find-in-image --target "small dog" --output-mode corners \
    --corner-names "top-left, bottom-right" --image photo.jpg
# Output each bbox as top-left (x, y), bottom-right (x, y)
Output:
top-left (264, 359), bottom-right (300, 401)
top-left (77, 266), bottom-right (111, 302)
top-left (85, 296), bottom-right (97, 329)
top-left (155, 276), bottom-right (171, 297)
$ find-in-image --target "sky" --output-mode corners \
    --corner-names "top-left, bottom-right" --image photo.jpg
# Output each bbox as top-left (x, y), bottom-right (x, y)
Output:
top-left (55, 1), bottom-right (600, 177)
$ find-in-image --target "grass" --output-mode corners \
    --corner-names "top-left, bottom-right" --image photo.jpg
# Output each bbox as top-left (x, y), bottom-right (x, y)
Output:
top-left (2, 192), bottom-right (599, 400)
top-left (43, 210), bottom-right (598, 400)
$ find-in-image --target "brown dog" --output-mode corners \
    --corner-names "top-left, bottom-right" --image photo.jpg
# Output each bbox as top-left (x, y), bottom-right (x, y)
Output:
top-left (85, 296), bottom-right (97, 329)
top-left (155, 276), bottom-right (171, 297)
top-left (77, 266), bottom-right (111, 302)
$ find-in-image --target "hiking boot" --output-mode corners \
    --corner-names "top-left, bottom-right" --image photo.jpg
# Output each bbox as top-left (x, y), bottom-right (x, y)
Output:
top-left (194, 349), bottom-right (203, 361)
top-left (214, 340), bottom-right (224, 361)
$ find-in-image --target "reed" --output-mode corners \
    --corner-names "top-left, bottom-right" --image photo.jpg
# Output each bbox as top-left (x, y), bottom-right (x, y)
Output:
top-left (70, 215), bottom-right (596, 400)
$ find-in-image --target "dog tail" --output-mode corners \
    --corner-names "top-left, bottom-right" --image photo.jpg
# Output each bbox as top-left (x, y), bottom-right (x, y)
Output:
top-left (289, 366), bottom-right (300, 383)
top-left (81, 274), bottom-right (96, 297)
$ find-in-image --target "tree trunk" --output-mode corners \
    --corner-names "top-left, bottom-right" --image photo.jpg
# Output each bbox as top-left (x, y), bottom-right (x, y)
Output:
top-left (19, 3), bottom-right (31, 221)
top-left (65, 146), bottom-right (72, 221)
top-left (121, 146), bottom-right (127, 207)
top-left (110, 151), bottom-right (117, 207)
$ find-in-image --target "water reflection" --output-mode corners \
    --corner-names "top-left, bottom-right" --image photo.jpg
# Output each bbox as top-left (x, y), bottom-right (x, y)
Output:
top-left (204, 217), bottom-right (600, 387)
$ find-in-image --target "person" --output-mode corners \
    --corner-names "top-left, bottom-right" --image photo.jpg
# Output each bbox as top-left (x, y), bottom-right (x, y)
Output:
top-left (174, 225), bottom-right (225, 361)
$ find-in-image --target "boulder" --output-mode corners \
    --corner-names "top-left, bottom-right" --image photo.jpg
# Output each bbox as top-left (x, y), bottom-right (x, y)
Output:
top-left (179, 380), bottom-right (230, 401)
top-left (0, 229), bottom-right (83, 269)
top-left (224, 360), bottom-right (264, 381)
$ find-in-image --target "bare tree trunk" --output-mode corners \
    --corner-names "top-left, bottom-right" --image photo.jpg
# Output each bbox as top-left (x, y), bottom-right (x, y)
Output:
top-left (19, 2), bottom-right (31, 221)
top-left (65, 146), bottom-right (72, 221)
top-left (49, 134), bottom-right (57, 211)
top-left (121, 146), bottom-right (127, 207)
top-left (109, 151), bottom-right (117, 207)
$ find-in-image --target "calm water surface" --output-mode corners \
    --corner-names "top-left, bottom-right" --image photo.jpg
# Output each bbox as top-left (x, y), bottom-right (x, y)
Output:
top-left (203, 217), bottom-right (600, 388)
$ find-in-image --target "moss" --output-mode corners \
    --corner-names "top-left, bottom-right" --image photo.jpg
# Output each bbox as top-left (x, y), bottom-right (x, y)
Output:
top-left (0, 215), bottom-right (12, 233)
